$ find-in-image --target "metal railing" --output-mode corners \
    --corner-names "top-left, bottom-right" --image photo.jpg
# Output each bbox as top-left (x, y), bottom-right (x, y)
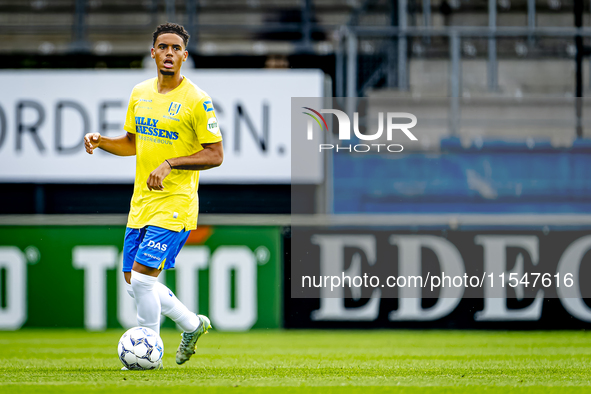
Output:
top-left (3, 0), bottom-right (589, 114)
top-left (334, 1), bottom-right (591, 145)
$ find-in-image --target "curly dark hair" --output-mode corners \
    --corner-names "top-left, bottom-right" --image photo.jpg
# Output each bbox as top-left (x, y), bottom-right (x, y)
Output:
top-left (152, 23), bottom-right (190, 48)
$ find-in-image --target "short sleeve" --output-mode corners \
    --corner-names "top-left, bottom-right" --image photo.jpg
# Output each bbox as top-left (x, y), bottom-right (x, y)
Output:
top-left (123, 90), bottom-right (137, 134)
top-left (194, 96), bottom-right (223, 144)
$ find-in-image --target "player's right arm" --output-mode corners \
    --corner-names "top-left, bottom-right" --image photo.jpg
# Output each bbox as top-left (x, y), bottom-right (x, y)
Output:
top-left (86, 85), bottom-right (139, 156)
top-left (84, 132), bottom-right (136, 156)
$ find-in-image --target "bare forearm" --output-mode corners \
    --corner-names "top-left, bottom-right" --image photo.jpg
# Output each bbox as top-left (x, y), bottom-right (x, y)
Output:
top-left (146, 141), bottom-right (223, 191)
top-left (168, 158), bottom-right (219, 171)
top-left (167, 142), bottom-right (223, 171)
top-left (98, 133), bottom-right (136, 156)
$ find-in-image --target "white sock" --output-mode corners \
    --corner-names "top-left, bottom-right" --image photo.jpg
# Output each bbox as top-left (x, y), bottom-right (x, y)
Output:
top-left (125, 282), bottom-right (135, 298)
top-left (125, 279), bottom-right (200, 333)
top-left (154, 282), bottom-right (200, 333)
top-left (130, 271), bottom-right (161, 335)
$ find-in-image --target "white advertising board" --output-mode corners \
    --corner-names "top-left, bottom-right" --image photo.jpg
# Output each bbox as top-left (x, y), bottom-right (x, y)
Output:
top-left (0, 69), bottom-right (323, 184)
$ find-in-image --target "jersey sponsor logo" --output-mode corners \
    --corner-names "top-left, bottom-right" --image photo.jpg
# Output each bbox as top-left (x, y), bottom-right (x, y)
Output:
top-left (137, 134), bottom-right (173, 145)
top-left (137, 116), bottom-right (159, 127)
top-left (147, 240), bottom-right (168, 251)
top-left (203, 100), bottom-right (214, 112)
top-left (207, 117), bottom-right (220, 135)
top-left (168, 102), bottom-right (182, 116)
top-left (135, 116), bottom-right (179, 140)
top-left (163, 115), bottom-right (180, 122)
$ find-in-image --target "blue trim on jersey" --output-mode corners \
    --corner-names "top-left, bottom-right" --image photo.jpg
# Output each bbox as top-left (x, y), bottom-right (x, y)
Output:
top-left (122, 226), bottom-right (190, 272)
top-left (203, 100), bottom-right (213, 112)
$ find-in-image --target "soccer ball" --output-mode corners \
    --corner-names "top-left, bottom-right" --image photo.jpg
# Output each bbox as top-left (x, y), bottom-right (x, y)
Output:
top-left (118, 327), bottom-right (164, 370)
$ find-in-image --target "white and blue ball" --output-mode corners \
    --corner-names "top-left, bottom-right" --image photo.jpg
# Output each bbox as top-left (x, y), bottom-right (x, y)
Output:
top-left (117, 327), bottom-right (164, 370)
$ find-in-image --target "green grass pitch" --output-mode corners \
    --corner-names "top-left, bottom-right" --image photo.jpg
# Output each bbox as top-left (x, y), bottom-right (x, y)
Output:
top-left (0, 329), bottom-right (590, 393)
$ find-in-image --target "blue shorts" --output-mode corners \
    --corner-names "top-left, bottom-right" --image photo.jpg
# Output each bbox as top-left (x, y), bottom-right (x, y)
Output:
top-left (122, 226), bottom-right (190, 272)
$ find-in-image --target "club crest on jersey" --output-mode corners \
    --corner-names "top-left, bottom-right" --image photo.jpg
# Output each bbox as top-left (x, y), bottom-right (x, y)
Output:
top-left (168, 102), bottom-right (182, 116)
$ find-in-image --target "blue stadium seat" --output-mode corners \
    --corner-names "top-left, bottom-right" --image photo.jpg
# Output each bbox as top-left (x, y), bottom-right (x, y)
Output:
top-left (333, 139), bottom-right (591, 214)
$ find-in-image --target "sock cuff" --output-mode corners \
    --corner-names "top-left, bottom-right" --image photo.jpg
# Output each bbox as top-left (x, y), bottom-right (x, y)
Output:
top-left (131, 270), bottom-right (158, 285)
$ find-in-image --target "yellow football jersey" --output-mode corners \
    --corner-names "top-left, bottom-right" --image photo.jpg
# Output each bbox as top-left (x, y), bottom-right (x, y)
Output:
top-left (123, 76), bottom-right (222, 232)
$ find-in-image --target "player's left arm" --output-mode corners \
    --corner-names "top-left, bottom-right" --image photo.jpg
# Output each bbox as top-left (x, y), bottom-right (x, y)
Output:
top-left (146, 142), bottom-right (223, 191)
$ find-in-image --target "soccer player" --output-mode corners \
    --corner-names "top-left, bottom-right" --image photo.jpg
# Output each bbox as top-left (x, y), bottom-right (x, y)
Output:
top-left (84, 23), bottom-right (223, 367)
